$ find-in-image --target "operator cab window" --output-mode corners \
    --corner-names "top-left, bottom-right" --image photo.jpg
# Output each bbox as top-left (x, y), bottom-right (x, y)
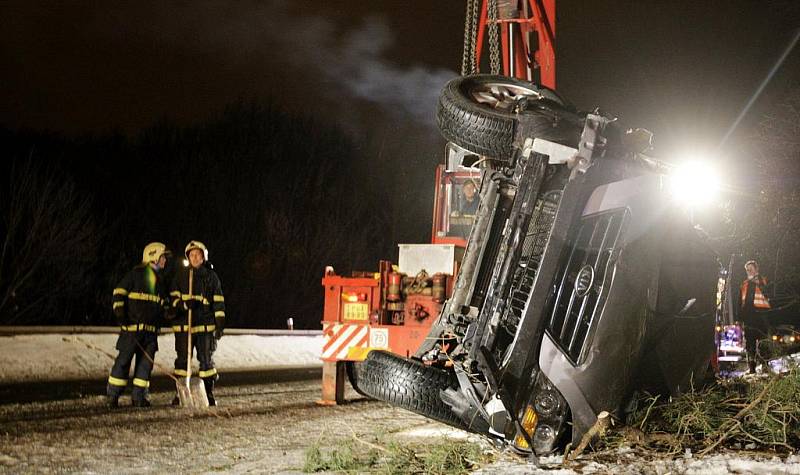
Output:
top-left (447, 178), bottom-right (481, 238)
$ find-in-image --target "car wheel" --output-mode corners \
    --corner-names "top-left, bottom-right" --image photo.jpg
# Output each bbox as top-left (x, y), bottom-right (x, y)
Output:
top-left (357, 350), bottom-right (466, 429)
top-left (345, 361), bottom-right (368, 397)
top-left (436, 74), bottom-right (581, 159)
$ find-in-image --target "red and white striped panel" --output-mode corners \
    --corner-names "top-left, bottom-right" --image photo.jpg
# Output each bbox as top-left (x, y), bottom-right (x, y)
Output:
top-left (321, 322), bottom-right (369, 361)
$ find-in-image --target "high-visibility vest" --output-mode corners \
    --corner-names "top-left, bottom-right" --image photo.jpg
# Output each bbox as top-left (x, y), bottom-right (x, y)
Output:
top-left (740, 277), bottom-right (770, 309)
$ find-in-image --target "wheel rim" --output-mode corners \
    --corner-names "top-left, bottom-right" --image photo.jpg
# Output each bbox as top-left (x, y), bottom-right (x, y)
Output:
top-left (468, 81), bottom-right (544, 112)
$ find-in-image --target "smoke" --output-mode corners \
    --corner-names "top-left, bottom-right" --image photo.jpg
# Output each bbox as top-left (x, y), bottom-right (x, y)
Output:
top-left (335, 17), bottom-right (458, 126)
top-left (259, 3), bottom-right (457, 128)
top-left (143, 0), bottom-right (458, 129)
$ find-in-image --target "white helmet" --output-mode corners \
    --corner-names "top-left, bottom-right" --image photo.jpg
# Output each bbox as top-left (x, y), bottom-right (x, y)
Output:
top-left (142, 242), bottom-right (167, 265)
top-left (184, 240), bottom-right (209, 261)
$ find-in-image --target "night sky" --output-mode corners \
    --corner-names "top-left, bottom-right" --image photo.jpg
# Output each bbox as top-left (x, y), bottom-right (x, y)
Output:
top-left (1, 1), bottom-right (799, 326)
top-left (3, 2), bottom-right (798, 153)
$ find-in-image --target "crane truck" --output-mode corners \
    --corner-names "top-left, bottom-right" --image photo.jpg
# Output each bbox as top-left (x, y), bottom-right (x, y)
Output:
top-left (317, 0), bottom-right (554, 404)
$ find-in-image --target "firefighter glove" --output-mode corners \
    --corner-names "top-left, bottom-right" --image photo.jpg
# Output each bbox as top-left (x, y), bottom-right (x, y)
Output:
top-left (215, 317), bottom-right (225, 340)
top-left (163, 305), bottom-right (176, 321)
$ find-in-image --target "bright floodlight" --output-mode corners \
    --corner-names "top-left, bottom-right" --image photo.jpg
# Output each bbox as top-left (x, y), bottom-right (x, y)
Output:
top-left (668, 161), bottom-right (720, 207)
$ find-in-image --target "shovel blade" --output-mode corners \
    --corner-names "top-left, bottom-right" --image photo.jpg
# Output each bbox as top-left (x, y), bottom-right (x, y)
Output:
top-left (176, 380), bottom-right (193, 407)
top-left (190, 377), bottom-right (209, 408)
top-left (175, 378), bottom-right (208, 408)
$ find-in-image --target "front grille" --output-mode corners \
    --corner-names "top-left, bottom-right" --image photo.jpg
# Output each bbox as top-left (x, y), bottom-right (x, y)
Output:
top-left (504, 190), bottom-right (562, 330)
top-left (546, 208), bottom-right (628, 364)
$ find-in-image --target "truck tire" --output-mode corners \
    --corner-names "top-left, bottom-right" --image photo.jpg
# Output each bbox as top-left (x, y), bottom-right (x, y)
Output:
top-left (436, 74), bottom-right (581, 159)
top-left (357, 350), bottom-right (466, 429)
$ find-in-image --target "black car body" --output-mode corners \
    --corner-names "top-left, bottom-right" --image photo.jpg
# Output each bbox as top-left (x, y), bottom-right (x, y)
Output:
top-left (358, 75), bottom-right (719, 455)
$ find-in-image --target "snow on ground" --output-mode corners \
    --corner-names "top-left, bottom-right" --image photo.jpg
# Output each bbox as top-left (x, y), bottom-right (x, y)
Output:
top-left (0, 333), bottom-right (322, 383)
top-left (474, 453), bottom-right (800, 474)
top-left (394, 425), bottom-right (800, 474)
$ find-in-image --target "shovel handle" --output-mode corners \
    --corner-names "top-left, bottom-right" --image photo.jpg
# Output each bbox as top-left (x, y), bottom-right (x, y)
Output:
top-left (186, 268), bottom-right (193, 387)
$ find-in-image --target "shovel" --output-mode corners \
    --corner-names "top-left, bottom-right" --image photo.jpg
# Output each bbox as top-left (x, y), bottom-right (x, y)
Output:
top-left (176, 267), bottom-right (209, 408)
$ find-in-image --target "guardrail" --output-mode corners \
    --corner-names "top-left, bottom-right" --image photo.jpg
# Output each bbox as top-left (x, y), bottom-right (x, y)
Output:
top-left (0, 326), bottom-right (322, 336)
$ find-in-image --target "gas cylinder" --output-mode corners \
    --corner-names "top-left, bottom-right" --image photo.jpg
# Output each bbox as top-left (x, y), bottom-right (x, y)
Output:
top-left (387, 272), bottom-right (402, 302)
top-left (432, 273), bottom-right (447, 303)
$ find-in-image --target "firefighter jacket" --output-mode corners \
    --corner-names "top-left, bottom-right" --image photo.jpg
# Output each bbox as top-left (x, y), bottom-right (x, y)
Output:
top-left (169, 264), bottom-right (225, 333)
top-left (112, 264), bottom-right (168, 332)
top-left (740, 275), bottom-right (771, 310)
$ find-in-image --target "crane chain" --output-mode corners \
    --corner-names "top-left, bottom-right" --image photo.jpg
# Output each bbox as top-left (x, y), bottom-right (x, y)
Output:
top-left (487, 0), bottom-right (501, 75)
top-left (461, 0), bottom-right (479, 76)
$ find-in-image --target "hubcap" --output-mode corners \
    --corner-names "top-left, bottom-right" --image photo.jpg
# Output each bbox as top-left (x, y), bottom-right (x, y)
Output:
top-left (469, 82), bottom-right (544, 111)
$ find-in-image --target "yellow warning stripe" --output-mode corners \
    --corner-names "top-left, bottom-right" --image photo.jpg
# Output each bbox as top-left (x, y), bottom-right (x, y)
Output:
top-left (171, 324), bottom-right (216, 333)
top-left (132, 378), bottom-right (150, 388)
top-left (107, 375), bottom-right (127, 387)
top-left (128, 292), bottom-right (164, 305)
top-left (180, 294), bottom-right (209, 305)
top-left (198, 368), bottom-right (218, 378)
top-left (121, 323), bottom-right (157, 332)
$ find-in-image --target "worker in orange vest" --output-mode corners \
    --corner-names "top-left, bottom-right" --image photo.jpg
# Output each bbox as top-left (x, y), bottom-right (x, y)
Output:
top-left (739, 260), bottom-right (771, 372)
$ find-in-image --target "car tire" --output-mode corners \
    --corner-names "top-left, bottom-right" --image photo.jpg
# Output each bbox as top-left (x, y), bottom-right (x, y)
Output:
top-left (357, 350), bottom-right (466, 428)
top-left (436, 74), bottom-right (581, 159)
top-left (345, 361), bottom-right (368, 397)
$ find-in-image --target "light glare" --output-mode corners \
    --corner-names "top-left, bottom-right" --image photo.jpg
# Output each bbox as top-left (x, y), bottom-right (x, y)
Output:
top-left (668, 161), bottom-right (720, 207)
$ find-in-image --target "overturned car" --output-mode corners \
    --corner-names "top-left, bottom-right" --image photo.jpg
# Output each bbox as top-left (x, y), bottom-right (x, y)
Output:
top-left (354, 74), bottom-right (719, 455)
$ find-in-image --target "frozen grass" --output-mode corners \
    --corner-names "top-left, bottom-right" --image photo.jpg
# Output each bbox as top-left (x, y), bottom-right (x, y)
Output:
top-left (303, 438), bottom-right (492, 474)
top-left (603, 367), bottom-right (800, 456)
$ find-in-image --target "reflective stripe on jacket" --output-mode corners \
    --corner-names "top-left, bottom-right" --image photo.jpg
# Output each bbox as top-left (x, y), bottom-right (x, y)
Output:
top-left (740, 277), bottom-right (771, 309)
top-left (112, 264), bottom-right (167, 328)
top-left (169, 265), bottom-right (225, 326)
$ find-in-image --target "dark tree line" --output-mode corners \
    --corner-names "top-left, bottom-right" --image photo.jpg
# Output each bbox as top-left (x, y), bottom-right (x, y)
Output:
top-left (718, 87), bottom-right (800, 308)
top-left (0, 101), bottom-right (393, 328)
top-left (0, 159), bottom-right (101, 323)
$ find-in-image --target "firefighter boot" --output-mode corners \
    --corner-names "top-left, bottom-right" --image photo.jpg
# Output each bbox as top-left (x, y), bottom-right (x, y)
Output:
top-left (106, 384), bottom-right (123, 408)
top-left (107, 395), bottom-right (120, 408)
top-left (204, 378), bottom-right (216, 406)
top-left (131, 387), bottom-right (151, 408)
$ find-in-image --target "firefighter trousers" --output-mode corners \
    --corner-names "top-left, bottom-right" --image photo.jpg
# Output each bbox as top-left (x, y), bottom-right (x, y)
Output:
top-left (173, 331), bottom-right (218, 385)
top-left (107, 331), bottom-right (158, 401)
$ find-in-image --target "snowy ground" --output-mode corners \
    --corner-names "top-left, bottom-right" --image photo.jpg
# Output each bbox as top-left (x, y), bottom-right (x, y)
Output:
top-left (0, 332), bottom-right (322, 383)
top-left (2, 332), bottom-right (800, 473)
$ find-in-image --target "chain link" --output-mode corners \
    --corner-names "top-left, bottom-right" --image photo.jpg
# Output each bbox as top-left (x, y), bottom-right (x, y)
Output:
top-left (487, 0), bottom-right (501, 75)
top-left (461, 0), bottom-right (479, 76)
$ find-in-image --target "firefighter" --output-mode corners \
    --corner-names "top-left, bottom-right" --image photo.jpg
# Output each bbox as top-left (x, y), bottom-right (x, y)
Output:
top-left (170, 240), bottom-right (225, 406)
top-left (107, 242), bottom-right (169, 407)
top-left (740, 259), bottom-right (771, 372)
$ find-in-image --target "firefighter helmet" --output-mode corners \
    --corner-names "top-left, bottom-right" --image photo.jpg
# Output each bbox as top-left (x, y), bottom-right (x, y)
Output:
top-left (142, 242), bottom-right (167, 265)
top-left (184, 240), bottom-right (209, 261)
